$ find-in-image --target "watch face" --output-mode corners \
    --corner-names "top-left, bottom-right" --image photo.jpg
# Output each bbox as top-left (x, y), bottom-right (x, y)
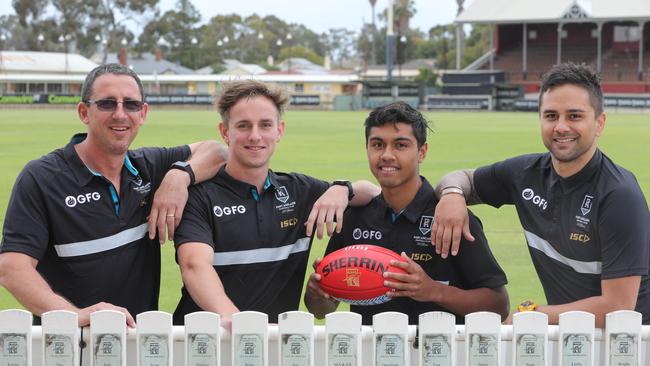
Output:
top-left (173, 161), bottom-right (190, 168)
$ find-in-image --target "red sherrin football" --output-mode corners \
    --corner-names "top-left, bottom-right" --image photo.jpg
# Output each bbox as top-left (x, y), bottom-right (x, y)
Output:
top-left (316, 244), bottom-right (407, 306)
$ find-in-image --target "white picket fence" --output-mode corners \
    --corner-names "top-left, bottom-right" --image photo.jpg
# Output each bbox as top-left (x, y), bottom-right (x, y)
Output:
top-left (1, 309), bottom-right (648, 366)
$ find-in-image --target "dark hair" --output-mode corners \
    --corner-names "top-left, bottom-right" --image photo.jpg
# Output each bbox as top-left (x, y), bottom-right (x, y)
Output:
top-left (217, 80), bottom-right (289, 123)
top-left (81, 63), bottom-right (145, 102)
top-left (539, 62), bottom-right (603, 115)
top-left (364, 101), bottom-right (431, 148)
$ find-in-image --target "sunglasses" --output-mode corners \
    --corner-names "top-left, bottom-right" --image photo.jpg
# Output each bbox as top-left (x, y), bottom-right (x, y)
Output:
top-left (85, 99), bottom-right (145, 112)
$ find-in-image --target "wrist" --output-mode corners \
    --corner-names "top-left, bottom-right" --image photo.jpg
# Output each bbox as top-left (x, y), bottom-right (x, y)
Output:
top-left (517, 299), bottom-right (538, 312)
top-left (166, 168), bottom-right (192, 187)
top-left (440, 185), bottom-right (464, 197)
top-left (170, 161), bottom-right (196, 186)
top-left (332, 180), bottom-right (354, 201)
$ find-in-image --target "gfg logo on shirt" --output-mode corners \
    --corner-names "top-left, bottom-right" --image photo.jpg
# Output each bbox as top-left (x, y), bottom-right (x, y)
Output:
top-left (352, 228), bottom-right (382, 240)
top-left (521, 188), bottom-right (548, 210)
top-left (65, 192), bottom-right (101, 207)
top-left (213, 205), bottom-right (246, 217)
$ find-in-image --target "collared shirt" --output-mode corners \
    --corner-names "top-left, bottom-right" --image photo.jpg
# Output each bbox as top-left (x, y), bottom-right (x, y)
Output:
top-left (325, 177), bottom-right (508, 325)
top-left (173, 165), bottom-right (330, 324)
top-left (1, 133), bottom-right (190, 319)
top-left (474, 149), bottom-right (650, 322)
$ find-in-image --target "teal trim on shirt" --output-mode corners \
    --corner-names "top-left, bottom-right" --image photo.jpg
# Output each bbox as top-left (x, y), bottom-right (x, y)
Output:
top-left (251, 175), bottom-right (273, 201)
top-left (81, 155), bottom-right (140, 215)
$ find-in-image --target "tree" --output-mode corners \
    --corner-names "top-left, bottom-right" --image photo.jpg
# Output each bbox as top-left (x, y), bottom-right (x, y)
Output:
top-left (10, 0), bottom-right (159, 58)
top-left (322, 28), bottom-right (357, 68)
top-left (414, 67), bottom-right (438, 86)
top-left (278, 45), bottom-right (323, 66)
top-left (137, 0), bottom-right (201, 68)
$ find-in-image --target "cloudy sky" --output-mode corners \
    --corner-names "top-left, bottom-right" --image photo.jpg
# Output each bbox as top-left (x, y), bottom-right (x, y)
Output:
top-left (1, 0), bottom-right (471, 34)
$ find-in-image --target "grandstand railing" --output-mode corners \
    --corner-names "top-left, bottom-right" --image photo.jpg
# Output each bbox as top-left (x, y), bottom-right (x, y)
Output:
top-left (0, 309), bottom-right (647, 366)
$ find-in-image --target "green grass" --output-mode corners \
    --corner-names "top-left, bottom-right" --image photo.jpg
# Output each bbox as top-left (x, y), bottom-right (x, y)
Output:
top-left (0, 109), bottom-right (648, 317)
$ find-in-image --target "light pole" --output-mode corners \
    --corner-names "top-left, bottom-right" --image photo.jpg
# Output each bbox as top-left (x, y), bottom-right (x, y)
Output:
top-left (155, 36), bottom-right (168, 94)
top-left (286, 33), bottom-right (293, 74)
top-left (0, 33), bottom-right (7, 74)
top-left (37, 34), bottom-right (44, 51)
top-left (398, 34), bottom-right (407, 78)
top-left (190, 36), bottom-right (198, 70)
top-left (58, 34), bottom-right (70, 74)
top-left (386, 0), bottom-right (394, 83)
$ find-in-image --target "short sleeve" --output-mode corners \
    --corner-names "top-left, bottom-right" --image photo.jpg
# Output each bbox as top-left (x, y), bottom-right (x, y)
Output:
top-left (599, 186), bottom-right (650, 279)
top-left (136, 145), bottom-right (191, 186)
top-left (173, 185), bottom-right (215, 249)
top-left (474, 156), bottom-right (531, 208)
top-left (0, 164), bottom-right (50, 260)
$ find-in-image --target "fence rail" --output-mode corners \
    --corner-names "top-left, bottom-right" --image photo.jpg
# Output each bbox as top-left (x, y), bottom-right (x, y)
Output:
top-left (0, 309), bottom-right (647, 366)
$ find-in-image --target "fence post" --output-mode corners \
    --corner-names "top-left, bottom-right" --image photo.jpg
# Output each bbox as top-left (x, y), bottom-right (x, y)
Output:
top-left (558, 311), bottom-right (595, 366)
top-left (512, 311), bottom-right (548, 366)
top-left (41, 310), bottom-right (79, 366)
top-left (136, 311), bottom-right (173, 366)
top-left (465, 312), bottom-right (502, 366)
top-left (604, 310), bottom-right (642, 366)
top-left (90, 310), bottom-right (126, 366)
top-left (0, 309), bottom-right (32, 366)
top-left (232, 311), bottom-right (268, 366)
top-left (278, 311), bottom-right (314, 366)
top-left (185, 312), bottom-right (221, 366)
top-left (418, 311), bottom-right (456, 366)
top-left (325, 312), bottom-right (362, 366)
top-left (373, 312), bottom-right (409, 366)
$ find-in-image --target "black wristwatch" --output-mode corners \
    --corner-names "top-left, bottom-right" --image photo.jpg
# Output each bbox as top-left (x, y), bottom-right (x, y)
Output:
top-left (332, 180), bottom-right (355, 201)
top-left (170, 161), bottom-right (196, 186)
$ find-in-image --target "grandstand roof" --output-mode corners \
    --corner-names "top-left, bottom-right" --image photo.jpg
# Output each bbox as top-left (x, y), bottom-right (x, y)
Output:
top-left (105, 53), bottom-right (195, 75)
top-left (457, 0), bottom-right (650, 24)
top-left (0, 51), bottom-right (98, 74)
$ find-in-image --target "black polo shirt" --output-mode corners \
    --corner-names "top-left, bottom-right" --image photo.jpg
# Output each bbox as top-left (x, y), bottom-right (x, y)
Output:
top-left (172, 166), bottom-right (330, 324)
top-left (325, 177), bottom-right (508, 325)
top-left (1, 133), bottom-right (190, 320)
top-left (474, 149), bottom-right (650, 322)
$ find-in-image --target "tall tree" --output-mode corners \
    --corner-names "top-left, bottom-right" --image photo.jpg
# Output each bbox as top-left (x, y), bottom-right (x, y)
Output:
top-left (368, 0), bottom-right (377, 65)
top-left (137, 0), bottom-right (201, 68)
top-left (322, 28), bottom-right (356, 68)
top-left (11, 0), bottom-right (159, 58)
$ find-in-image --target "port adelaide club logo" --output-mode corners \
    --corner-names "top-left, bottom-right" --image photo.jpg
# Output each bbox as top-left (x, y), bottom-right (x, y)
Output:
top-left (275, 185), bottom-right (296, 213)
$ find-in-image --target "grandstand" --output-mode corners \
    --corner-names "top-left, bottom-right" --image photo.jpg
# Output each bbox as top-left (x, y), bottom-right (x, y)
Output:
top-left (456, 0), bottom-right (650, 93)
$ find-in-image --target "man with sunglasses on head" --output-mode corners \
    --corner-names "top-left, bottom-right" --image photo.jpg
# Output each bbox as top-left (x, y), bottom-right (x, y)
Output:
top-left (0, 63), bottom-right (228, 327)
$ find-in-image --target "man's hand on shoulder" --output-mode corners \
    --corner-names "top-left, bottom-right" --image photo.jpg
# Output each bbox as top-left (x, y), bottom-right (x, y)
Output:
top-left (431, 193), bottom-right (474, 258)
top-left (305, 185), bottom-right (350, 239)
top-left (148, 169), bottom-right (191, 244)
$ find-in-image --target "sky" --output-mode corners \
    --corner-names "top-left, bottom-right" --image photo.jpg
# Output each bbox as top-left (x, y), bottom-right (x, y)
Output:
top-left (0, 0), bottom-right (472, 35)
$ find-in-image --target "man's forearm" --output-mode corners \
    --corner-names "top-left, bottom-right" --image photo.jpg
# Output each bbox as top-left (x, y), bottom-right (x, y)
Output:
top-left (180, 259), bottom-right (238, 315)
top-left (304, 289), bottom-right (339, 319)
top-left (0, 253), bottom-right (78, 316)
top-left (349, 180), bottom-right (380, 206)
top-left (435, 169), bottom-right (482, 204)
top-left (186, 141), bottom-right (228, 183)
top-left (434, 285), bottom-right (510, 320)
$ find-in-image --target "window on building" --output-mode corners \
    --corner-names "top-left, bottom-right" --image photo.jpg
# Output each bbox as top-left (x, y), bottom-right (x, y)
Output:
top-left (30, 83), bottom-right (45, 93)
top-left (14, 84), bottom-right (27, 94)
top-left (294, 83), bottom-right (304, 93)
top-left (47, 84), bottom-right (62, 93)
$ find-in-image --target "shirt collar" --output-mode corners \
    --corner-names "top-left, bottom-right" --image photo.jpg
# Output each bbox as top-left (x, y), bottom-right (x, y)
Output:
top-left (551, 149), bottom-right (602, 193)
top-left (376, 176), bottom-right (436, 224)
top-left (64, 133), bottom-right (139, 186)
top-left (217, 165), bottom-right (277, 199)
